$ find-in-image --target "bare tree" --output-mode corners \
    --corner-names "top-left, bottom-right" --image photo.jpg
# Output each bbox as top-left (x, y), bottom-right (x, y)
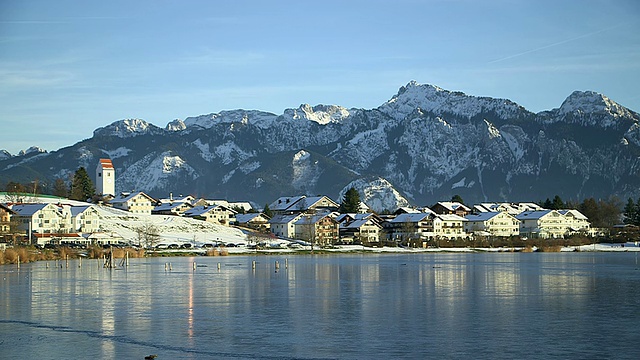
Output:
top-left (136, 222), bottom-right (160, 248)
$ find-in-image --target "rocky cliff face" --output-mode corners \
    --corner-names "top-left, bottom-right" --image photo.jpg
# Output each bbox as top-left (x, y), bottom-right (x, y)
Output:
top-left (1, 81), bottom-right (638, 211)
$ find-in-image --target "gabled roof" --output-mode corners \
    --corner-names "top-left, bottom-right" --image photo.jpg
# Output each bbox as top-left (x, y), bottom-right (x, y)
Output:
top-left (342, 218), bottom-right (381, 229)
top-left (10, 203), bottom-right (57, 216)
top-left (293, 214), bottom-right (337, 225)
top-left (268, 214), bottom-right (303, 224)
top-left (269, 196), bottom-right (306, 211)
top-left (465, 212), bottom-right (503, 222)
top-left (390, 213), bottom-right (433, 223)
top-left (516, 210), bottom-right (554, 220)
top-left (235, 213), bottom-right (269, 223)
top-left (558, 209), bottom-right (588, 220)
top-left (111, 191), bottom-right (156, 204)
top-left (436, 214), bottom-right (468, 222)
top-left (435, 202), bottom-right (471, 212)
top-left (184, 204), bottom-right (236, 217)
top-left (99, 158), bottom-right (114, 169)
top-left (69, 205), bottom-right (96, 217)
top-left (153, 201), bottom-right (192, 212)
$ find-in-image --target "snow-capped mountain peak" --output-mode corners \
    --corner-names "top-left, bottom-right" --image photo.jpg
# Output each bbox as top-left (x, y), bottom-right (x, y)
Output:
top-left (183, 110), bottom-right (277, 129)
top-left (93, 119), bottom-right (162, 138)
top-left (378, 80), bottom-right (527, 121)
top-left (558, 91), bottom-right (635, 119)
top-left (18, 146), bottom-right (47, 156)
top-left (166, 119), bottom-right (186, 131)
top-left (284, 104), bottom-right (353, 125)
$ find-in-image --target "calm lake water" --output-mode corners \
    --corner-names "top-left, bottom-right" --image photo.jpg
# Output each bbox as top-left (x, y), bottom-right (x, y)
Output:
top-left (1, 253), bottom-right (640, 359)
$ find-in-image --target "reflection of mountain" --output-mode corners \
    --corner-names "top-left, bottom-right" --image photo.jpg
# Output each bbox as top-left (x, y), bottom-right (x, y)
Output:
top-left (2, 81), bottom-right (639, 210)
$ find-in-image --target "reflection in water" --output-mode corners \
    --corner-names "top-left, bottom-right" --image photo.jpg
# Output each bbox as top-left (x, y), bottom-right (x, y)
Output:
top-left (1, 253), bottom-right (639, 359)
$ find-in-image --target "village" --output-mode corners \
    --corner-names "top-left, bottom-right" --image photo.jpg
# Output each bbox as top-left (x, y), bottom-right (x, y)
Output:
top-left (0, 158), bottom-right (610, 253)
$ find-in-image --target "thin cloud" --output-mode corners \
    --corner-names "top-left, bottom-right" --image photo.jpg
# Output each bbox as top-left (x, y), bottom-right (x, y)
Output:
top-left (488, 23), bottom-right (627, 64)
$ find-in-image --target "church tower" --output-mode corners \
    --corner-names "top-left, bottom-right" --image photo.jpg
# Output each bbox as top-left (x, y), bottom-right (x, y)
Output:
top-left (96, 159), bottom-right (115, 196)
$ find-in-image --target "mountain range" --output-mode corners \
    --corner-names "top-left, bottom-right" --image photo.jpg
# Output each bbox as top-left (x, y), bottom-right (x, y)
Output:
top-left (1, 81), bottom-right (639, 211)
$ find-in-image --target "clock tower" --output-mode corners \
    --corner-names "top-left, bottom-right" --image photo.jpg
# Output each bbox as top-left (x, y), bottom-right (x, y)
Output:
top-left (96, 159), bottom-right (115, 196)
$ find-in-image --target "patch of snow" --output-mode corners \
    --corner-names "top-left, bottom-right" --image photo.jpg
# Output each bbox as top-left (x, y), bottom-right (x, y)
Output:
top-left (215, 140), bottom-right (254, 165)
top-left (193, 139), bottom-right (214, 161)
top-left (166, 119), bottom-right (186, 131)
top-left (451, 177), bottom-right (466, 189)
top-left (292, 150), bottom-right (321, 191)
top-left (102, 147), bottom-right (131, 159)
top-left (239, 161), bottom-right (261, 174)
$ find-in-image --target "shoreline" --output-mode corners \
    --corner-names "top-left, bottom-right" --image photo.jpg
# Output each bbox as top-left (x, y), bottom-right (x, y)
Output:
top-left (2, 242), bottom-right (639, 266)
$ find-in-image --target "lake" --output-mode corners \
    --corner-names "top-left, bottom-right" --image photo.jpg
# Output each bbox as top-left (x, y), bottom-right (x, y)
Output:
top-left (1, 253), bottom-right (640, 359)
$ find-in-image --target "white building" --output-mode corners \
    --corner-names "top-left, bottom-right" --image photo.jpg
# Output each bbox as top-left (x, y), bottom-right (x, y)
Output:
top-left (464, 211), bottom-right (520, 237)
top-left (96, 158), bottom-right (115, 196)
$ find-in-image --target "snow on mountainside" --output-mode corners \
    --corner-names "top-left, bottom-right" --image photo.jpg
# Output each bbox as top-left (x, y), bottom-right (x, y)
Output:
top-left (118, 152), bottom-right (198, 193)
top-left (341, 177), bottom-right (411, 212)
top-left (283, 104), bottom-right (354, 125)
top-left (378, 80), bottom-right (529, 121)
top-left (1, 81), bottom-right (639, 207)
top-left (93, 119), bottom-right (164, 138)
top-left (538, 91), bottom-right (639, 128)
top-left (184, 110), bottom-right (277, 129)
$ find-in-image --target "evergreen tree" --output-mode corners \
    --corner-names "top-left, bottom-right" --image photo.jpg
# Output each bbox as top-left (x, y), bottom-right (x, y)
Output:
top-left (339, 187), bottom-right (361, 213)
top-left (551, 195), bottom-right (564, 210)
top-left (263, 203), bottom-right (273, 218)
top-left (69, 167), bottom-right (95, 201)
top-left (623, 198), bottom-right (636, 225)
top-left (543, 198), bottom-right (553, 209)
top-left (635, 198), bottom-right (640, 226)
top-left (451, 194), bottom-right (465, 205)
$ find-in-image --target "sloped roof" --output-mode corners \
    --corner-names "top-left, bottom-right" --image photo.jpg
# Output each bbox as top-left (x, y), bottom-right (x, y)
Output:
top-left (269, 196), bottom-right (306, 211)
top-left (437, 214), bottom-right (468, 222)
top-left (293, 214), bottom-right (337, 225)
top-left (111, 191), bottom-right (156, 204)
top-left (390, 213), bottom-right (432, 223)
top-left (516, 210), bottom-right (553, 220)
top-left (153, 201), bottom-right (192, 212)
top-left (236, 213), bottom-right (269, 223)
top-left (10, 203), bottom-right (55, 216)
top-left (99, 159), bottom-right (113, 169)
top-left (69, 205), bottom-right (96, 217)
top-left (436, 202), bottom-right (471, 212)
top-left (558, 209), bottom-right (588, 220)
top-left (268, 214), bottom-right (302, 224)
top-left (465, 212), bottom-right (503, 222)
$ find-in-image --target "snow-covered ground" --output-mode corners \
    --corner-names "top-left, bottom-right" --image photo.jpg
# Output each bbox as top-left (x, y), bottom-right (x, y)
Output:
top-left (97, 205), bottom-right (247, 247)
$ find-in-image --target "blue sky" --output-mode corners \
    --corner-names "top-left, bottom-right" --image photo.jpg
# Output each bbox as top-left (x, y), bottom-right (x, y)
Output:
top-left (1, 0), bottom-right (639, 155)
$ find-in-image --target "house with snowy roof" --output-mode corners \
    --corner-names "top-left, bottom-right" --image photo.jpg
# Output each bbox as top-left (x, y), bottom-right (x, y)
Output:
top-left (464, 211), bottom-right (519, 237)
top-left (152, 201), bottom-right (194, 216)
top-left (432, 202), bottom-right (471, 216)
top-left (558, 209), bottom-right (591, 234)
top-left (67, 205), bottom-right (101, 233)
top-left (268, 195), bottom-right (339, 216)
top-left (184, 204), bottom-right (237, 225)
top-left (293, 214), bottom-right (339, 247)
top-left (473, 202), bottom-right (544, 215)
top-left (516, 210), bottom-right (569, 239)
top-left (110, 192), bottom-right (157, 215)
top-left (339, 214), bottom-right (382, 245)
top-left (268, 213), bottom-right (304, 238)
top-left (235, 213), bottom-right (270, 231)
top-left (385, 212), bottom-right (468, 244)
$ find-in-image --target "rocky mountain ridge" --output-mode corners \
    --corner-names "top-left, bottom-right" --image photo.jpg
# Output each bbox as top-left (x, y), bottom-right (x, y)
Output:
top-left (1, 81), bottom-right (639, 211)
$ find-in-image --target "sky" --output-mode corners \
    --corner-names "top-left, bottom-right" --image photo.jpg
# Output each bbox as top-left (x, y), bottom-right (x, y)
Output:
top-left (1, 0), bottom-right (639, 155)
